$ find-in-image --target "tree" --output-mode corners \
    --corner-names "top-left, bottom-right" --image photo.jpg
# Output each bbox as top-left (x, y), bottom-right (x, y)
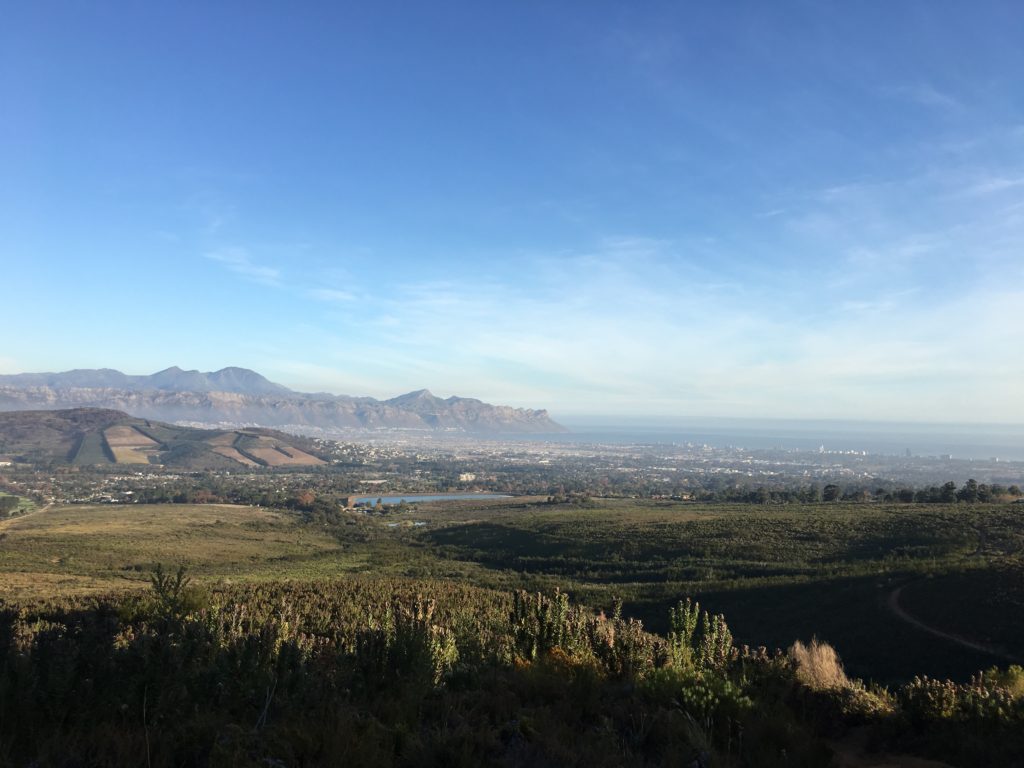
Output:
top-left (823, 484), bottom-right (841, 502)
top-left (957, 479), bottom-right (979, 503)
top-left (940, 481), bottom-right (958, 503)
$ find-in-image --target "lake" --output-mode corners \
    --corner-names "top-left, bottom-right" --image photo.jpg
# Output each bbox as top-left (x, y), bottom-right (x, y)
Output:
top-left (354, 493), bottom-right (512, 505)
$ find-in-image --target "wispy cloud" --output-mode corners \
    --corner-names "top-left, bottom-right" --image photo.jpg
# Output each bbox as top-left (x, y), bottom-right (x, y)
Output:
top-left (205, 247), bottom-right (281, 286)
top-left (883, 83), bottom-right (962, 111)
top-left (308, 288), bottom-right (356, 303)
top-left (962, 175), bottom-right (1024, 197)
top-left (277, 229), bottom-right (1024, 420)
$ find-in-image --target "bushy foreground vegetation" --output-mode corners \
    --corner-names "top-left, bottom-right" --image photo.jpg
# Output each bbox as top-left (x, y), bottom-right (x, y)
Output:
top-left (2, 574), bottom-right (1022, 767)
top-left (4, 500), bottom-right (1023, 686)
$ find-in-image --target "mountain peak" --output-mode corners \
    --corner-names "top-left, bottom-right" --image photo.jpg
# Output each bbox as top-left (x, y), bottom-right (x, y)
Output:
top-left (385, 389), bottom-right (442, 407)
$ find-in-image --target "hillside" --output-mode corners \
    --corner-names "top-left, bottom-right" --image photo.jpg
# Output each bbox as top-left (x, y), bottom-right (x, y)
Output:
top-left (0, 367), bottom-right (564, 433)
top-left (0, 408), bottom-right (327, 469)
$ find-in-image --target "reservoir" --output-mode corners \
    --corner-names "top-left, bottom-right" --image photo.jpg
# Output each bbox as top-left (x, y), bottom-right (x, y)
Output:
top-left (354, 493), bottom-right (512, 505)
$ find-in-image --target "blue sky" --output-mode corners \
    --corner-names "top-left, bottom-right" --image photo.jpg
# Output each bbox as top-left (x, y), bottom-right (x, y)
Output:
top-left (2, 2), bottom-right (1023, 421)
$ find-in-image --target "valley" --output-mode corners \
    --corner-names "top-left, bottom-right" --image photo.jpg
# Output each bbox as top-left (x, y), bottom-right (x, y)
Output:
top-left (2, 408), bottom-right (1022, 766)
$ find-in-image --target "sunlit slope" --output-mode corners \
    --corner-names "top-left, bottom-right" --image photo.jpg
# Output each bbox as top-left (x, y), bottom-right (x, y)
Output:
top-left (0, 408), bottom-right (327, 468)
top-left (0, 503), bottom-right (354, 597)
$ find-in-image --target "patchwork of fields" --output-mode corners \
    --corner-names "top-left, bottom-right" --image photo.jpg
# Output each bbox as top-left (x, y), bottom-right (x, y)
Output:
top-left (238, 435), bottom-right (326, 466)
top-left (65, 423), bottom-right (329, 468)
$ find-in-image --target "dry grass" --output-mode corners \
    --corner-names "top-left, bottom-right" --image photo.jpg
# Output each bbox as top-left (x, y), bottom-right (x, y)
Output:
top-left (103, 427), bottom-right (158, 464)
top-left (247, 445), bottom-right (325, 466)
top-left (277, 446), bottom-right (325, 464)
top-left (211, 446), bottom-right (260, 466)
top-left (110, 446), bottom-right (153, 464)
top-left (789, 638), bottom-right (852, 690)
top-left (103, 426), bottom-right (157, 447)
top-left (0, 503), bottom-right (352, 599)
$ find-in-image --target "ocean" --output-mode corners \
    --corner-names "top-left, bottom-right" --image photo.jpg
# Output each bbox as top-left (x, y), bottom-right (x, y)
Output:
top-left (548, 419), bottom-right (1024, 461)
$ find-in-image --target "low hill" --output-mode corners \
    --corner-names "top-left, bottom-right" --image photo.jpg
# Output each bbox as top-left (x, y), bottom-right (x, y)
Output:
top-left (0, 408), bottom-right (327, 469)
top-left (0, 367), bottom-right (564, 433)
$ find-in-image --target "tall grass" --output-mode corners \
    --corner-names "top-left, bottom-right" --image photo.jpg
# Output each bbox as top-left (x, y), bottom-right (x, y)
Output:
top-left (789, 638), bottom-right (851, 691)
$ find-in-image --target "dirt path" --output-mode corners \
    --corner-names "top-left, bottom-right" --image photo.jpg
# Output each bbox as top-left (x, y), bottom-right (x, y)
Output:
top-left (887, 583), bottom-right (1022, 664)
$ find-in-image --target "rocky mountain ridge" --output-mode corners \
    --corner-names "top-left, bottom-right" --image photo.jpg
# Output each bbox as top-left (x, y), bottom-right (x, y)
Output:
top-left (0, 368), bottom-right (564, 434)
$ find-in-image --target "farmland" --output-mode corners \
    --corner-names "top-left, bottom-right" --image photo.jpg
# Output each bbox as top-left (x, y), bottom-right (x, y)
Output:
top-left (103, 425), bottom-right (159, 464)
top-left (241, 444), bottom-right (326, 466)
top-left (0, 408), bottom-right (331, 469)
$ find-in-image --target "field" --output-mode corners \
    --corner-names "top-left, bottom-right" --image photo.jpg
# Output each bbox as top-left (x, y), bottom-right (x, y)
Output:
top-left (103, 425), bottom-right (158, 464)
top-left (245, 446), bottom-right (323, 466)
top-left (0, 504), bottom-right (363, 597)
top-left (1, 498), bottom-right (1021, 684)
top-left (205, 432), bottom-right (240, 446)
top-left (210, 445), bottom-right (261, 465)
top-left (243, 444), bottom-right (326, 466)
top-left (0, 409), bottom-right (332, 469)
top-left (103, 425), bottom-right (157, 447)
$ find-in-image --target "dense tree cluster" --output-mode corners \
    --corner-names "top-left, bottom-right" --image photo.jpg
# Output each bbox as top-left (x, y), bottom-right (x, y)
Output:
top-left (686, 479), bottom-right (1022, 505)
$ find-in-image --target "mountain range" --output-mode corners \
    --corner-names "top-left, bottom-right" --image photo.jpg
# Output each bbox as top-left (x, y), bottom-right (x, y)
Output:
top-left (0, 367), bottom-right (564, 433)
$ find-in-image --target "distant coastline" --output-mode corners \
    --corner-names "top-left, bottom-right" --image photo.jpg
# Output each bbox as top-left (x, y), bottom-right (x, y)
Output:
top-left (553, 420), bottom-right (1024, 462)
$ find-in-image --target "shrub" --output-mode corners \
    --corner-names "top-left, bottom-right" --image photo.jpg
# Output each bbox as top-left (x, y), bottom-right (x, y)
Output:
top-left (899, 673), bottom-right (1024, 723)
top-left (667, 598), bottom-right (736, 673)
top-left (789, 638), bottom-right (851, 691)
top-left (148, 563), bottom-right (209, 625)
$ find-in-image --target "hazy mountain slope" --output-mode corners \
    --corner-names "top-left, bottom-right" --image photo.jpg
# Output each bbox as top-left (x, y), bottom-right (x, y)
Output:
top-left (0, 366), bottom-right (291, 396)
top-left (0, 368), bottom-right (564, 433)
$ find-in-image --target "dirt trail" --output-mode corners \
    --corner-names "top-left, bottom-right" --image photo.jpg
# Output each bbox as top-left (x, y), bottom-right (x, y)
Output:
top-left (887, 583), bottom-right (1022, 664)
